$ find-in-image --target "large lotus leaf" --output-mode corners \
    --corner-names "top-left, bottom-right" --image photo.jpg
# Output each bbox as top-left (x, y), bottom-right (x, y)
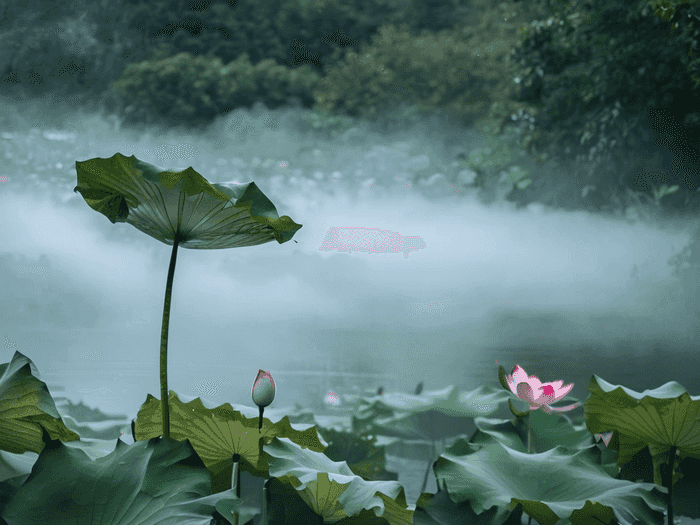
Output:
top-left (132, 392), bottom-right (327, 492)
top-left (509, 395), bottom-right (598, 449)
top-left (314, 413), bottom-right (355, 433)
top-left (51, 412), bottom-right (131, 444)
top-left (74, 153), bottom-right (302, 248)
top-left (357, 385), bottom-right (512, 416)
top-left (466, 405), bottom-right (597, 450)
top-left (463, 415), bottom-right (622, 480)
top-left (584, 374), bottom-right (700, 487)
top-left (353, 385), bottom-right (513, 442)
top-left (432, 440), bottom-right (668, 525)
top-left (175, 396), bottom-right (321, 429)
top-left (0, 351), bottom-right (80, 455)
top-left (352, 404), bottom-right (397, 436)
top-left (414, 488), bottom-right (502, 525)
top-left (363, 410), bottom-right (475, 443)
top-left (317, 427), bottom-right (399, 483)
top-left (1, 427), bottom-right (251, 525)
top-left (265, 436), bottom-right (413, 525)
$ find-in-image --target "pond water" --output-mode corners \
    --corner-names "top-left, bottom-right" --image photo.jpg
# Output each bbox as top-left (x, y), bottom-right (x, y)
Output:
top-left (2, 95), bottom-right (700, 423)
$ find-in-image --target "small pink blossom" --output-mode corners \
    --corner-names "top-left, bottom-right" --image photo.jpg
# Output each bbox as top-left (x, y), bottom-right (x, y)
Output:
top-left (325, 391), bottom-right (340, 406)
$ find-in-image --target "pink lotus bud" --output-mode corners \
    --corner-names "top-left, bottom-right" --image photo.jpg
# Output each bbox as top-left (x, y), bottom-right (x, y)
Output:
top-left (252, 369), bottom-right (275, 433)
top-left (252, 369), bottom-right (275, 408)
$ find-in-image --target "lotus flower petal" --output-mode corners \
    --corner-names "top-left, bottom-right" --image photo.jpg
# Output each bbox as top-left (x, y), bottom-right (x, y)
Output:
top-left (506, 364), bottom-right (580, 413)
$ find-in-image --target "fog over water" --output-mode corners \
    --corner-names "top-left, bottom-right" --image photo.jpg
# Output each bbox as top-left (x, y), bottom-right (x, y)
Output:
top-left (2, 94), bottom-right (699, 421)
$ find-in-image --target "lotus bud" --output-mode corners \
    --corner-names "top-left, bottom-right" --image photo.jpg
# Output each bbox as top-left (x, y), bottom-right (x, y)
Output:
top-left (252, 369), bottom-right (275, 433)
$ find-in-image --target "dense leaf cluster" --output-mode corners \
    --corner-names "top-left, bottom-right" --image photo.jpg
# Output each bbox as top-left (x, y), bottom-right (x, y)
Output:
top-left (116, 0), bottom-right (473, 75)
top-left (502, 0), bottom-right (700, 214)
top-left (107, 51), bottom-right (322, 128)
top-left (105, 0), bottom-right (537, 133)
top-left (0, 0), bottom-right (151, 101)
top-left (312, 20), bottom-right (517, 127)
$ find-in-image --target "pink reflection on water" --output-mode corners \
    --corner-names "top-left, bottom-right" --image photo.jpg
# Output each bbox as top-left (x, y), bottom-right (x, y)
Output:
top-left (325, 391), bottom-right (340, 406)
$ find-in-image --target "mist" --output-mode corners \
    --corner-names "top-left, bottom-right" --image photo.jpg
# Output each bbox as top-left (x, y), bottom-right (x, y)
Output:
top-left (2, 93), bottom-right (698, 420)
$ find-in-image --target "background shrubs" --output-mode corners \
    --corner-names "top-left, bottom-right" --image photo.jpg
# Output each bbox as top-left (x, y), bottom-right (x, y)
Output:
top-left (108, 52), bottom-right (322, 129)
top-left (3, 0), bottom-right (700, 218)
top-left (0, 0), bottom-right (150, 101)
top-left (501, 0), bottom-right (700, 215)
top-left (310, 1), bottom-right (536, 130)
top-left (115, 0), bottom-right (475, 75)
top-left (310, 24), bottom-right (487, 124)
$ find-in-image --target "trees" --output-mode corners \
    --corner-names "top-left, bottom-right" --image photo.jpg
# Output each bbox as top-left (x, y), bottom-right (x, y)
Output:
top-left (497, 0), bottom-right (700, 215)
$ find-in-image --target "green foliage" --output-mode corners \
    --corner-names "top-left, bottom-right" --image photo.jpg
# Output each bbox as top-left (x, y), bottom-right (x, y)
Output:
top-left (500, 0), bottom-right (700, 213)
top-left (652, 0), bottom-right (700, 111)
top-left (295, 0), bottom-right (544, 147)
top-left (109, 51), bottom-right (322, 128)
top-left (320, 427), bottom-right (392, 481)
top-left (119, 0), bottom-right (279, 66)
top-left (109, 52), bottom-right (221, 126)
top-left (311, 12), bottom-right (536, 129)
top-left (118, 0), bottom-right (475, 77)
top-left (0, 14), bottom-right (100, 95)
top-left (0, 0), bottom-right (150, 101)
top-left (651, 0), bottom-right (700, 23)
top-left (119, 0), bottom-right (367, 75)
top-left (272, 0), bottom-right (370, 71)
top-left (298, 105), bottom-right (361, 139)
top-left (456, 121), bottom-right (547, 206)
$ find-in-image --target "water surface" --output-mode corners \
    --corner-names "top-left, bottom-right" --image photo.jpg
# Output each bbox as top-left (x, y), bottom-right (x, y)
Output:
top-left (2, 96), bottom-right (698, 421)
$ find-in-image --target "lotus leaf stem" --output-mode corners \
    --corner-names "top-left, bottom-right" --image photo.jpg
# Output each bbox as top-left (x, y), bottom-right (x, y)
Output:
top-left (232, 454), bottom-right (241, 525)
top-left (664, 445), bottom-right (677, 525)
top-left (420, 439), bottom-right (436, 495)
top-left (159, 233), bottom-right (181, 439)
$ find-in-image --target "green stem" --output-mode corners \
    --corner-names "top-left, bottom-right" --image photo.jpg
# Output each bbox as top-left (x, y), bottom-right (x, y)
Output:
top-left (262, 478), bottom-right (270, 525)
top-left (527, 412), bottom-right (532, 454)
top-left (419, 439), bottom-right (435, 496)
top-left (160, 234), bottom-right (181, 440)
top-left (665, 445), bottom-right (676, 525)
top-left (232, 455), bottom-right (240, 525)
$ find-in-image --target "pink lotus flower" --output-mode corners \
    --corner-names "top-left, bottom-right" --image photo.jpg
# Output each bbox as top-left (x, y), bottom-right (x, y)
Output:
top-left (498, 363), bottom-right (613, 450)
top-left (504, 364), bottom-right (582, 453)
top-left (505, 365), bottom-right (581, 414)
